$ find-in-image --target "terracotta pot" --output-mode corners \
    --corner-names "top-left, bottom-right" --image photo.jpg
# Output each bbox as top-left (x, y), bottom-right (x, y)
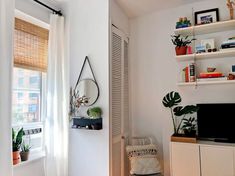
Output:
top-left (20, 151), bottom-right (29, 161)
top-left (175, 46), bottom-right (187, 55)
top-left (13, 151), bottom-right (21, 165)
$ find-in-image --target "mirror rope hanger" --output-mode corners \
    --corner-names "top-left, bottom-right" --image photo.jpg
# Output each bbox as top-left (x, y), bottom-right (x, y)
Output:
top-left (74, 56), bottom-right (98, 92)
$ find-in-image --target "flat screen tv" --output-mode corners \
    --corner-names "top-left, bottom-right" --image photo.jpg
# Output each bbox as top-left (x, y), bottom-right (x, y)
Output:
top-left (197, 103), bottom-right (235, 142)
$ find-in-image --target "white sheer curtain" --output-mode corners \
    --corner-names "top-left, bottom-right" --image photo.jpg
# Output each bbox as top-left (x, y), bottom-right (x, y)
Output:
top-left (0, 0), bottom-right (14, 175)
top-left (45, 14), bottom-right (69, 176)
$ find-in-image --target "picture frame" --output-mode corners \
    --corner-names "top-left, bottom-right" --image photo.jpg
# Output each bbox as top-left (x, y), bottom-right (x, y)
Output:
top-left (201, 39), bottom-right (215, 52)
top-left (194, 8), bottom-right (219, 25)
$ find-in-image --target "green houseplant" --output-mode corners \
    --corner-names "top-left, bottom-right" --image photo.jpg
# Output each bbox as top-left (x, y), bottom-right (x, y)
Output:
top-left (12, 127), bottom-right (24, 165)
top-left (20, 142), bottom-right (32, 161)
top-left (171, 34), bottom-right (195, 55)
top-left (162, 91), bottom-right (199, 136)
top-left (87, 107), bottom-right (102, 119)
top-left (181, 117), bottom-right (197, 137)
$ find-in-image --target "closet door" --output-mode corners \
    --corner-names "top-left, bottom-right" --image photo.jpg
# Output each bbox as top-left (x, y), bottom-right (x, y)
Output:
top-left (111, 26), bottom-right (129, 176)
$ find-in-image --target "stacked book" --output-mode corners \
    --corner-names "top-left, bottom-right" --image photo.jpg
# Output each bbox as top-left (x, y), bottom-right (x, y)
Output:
top-left (197, 72), bottom-right (226, 82)
top-left (221, 39), bottom-right (235, 49)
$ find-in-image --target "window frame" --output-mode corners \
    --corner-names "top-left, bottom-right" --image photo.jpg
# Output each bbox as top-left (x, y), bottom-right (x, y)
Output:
top-left (13, 9), bottom-right (49, 153)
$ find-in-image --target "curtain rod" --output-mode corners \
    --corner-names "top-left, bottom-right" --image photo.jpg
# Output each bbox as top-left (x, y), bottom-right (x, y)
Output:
top-left (33, 0), bottom-right (63, 16)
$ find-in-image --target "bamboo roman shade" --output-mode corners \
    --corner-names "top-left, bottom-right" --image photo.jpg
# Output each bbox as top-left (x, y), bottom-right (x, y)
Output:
top-left (14, 18), bottom-right (49, 72)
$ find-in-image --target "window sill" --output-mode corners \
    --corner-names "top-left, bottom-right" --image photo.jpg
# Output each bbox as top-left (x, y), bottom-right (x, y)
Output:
top-left (13, 151), bottom-right (45, 168)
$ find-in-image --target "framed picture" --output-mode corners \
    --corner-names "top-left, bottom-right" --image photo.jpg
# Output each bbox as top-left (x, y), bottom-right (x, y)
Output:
top-left (201, 39), bottom-right (215, 52)
top-left (194, 8), bottom-right (219, 25)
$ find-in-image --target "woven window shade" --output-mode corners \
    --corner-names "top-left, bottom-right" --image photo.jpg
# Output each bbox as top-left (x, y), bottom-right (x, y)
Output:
top-left (14, 18), bottom-right (49, 72)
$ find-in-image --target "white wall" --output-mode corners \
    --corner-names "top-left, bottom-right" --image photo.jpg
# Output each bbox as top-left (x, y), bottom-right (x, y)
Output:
top-left (129, 0), bottom-right (235, 175)
top-left (15, 0), bottom-right (51, 23)
top-left (110, 0), bottom-right (129, 35)
top-left (66, 0), bottom-right (110, 176)
top-left (14, 159), bottom-right (45, 176)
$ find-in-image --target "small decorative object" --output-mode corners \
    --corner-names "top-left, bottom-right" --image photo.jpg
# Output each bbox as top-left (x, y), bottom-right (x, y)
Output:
top-left (195, 8), bottom-right (219, 25)
top-left (20, 142), bottom-right (31, 161)
top-left (87, 106), bottom-right (102, 119)
top-left (232, 65), bottom-right (235, 72)
top-left (183, 66), bottom-right (189, 82)
top-left (207, 48), bottom-right (217, 52)
top-left (195, 45), bottom-right (206, 53)
top-left (207, 67), bottom-right (216, 72)
top-left (221, 37), bottom-right (235, 49)
top-left (171, 34), bottom-right (196, 55)
top-left (189, 63), bottom-right (196, 82)
top-left (176, 17), bottom-right (191, 29)
top-left (187, 46), bottom-right (193, 54)
top-left (12, 128), bottom-right (24, 165)
top-left (69, 87), bottom-right (89, 117)
top-left (227, 0), bottom-right (235, 20)
top-left (162, 91), bottom-right (199, 136)
top-left (227, 73), bottom-right (235, 80)
top-left (201, 39), bottom-right (215, 52)
top-left (181, 117), bottom-right (197, 137)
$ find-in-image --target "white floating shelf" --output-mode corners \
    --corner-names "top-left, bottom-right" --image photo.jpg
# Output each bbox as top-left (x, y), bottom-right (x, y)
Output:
top-left (177, 80), bottom-right (235, 86)
top-left (176, 49), bottom-right (235, 61)
top-left (174, 20), bottom-right (235, 36)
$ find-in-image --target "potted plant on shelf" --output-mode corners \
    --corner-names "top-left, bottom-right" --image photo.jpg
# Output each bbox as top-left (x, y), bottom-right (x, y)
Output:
top-left (162, 91), bottom-right (199, 142)
top-left (171, 34), bottom-right (195, 55)
top-left (86, 107), bottom-right (102, 130)
top-left (181, 117), bottom-right (197, 137)
top-left (87, 107), bottom-right (102, 119)
top-left (12, 127), bottom-right (24, 165)
top-left (20, 142), bottom-right (31, 162)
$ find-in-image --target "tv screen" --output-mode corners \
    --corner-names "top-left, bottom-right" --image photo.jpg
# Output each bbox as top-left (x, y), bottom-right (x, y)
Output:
top-left (197, 103), bottom-right (235, 141)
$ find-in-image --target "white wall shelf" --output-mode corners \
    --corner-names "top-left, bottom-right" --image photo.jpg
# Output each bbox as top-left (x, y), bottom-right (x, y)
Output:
top-left (177, 80), bottom-right (235, 86)
top-left (174, 20), bottom-right (235, 36)
top-left (176, 49), bottom-right (235, 61)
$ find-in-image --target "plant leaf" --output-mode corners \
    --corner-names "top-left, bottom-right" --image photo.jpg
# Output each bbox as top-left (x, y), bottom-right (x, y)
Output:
top-left (174, 105), bottom-right (199, 116)
top-left (162, 91), bottom-right (181, 108)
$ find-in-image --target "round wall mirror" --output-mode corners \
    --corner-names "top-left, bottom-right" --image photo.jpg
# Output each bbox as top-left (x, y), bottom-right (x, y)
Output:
top-left (75, 79), bottom-right (99, 106)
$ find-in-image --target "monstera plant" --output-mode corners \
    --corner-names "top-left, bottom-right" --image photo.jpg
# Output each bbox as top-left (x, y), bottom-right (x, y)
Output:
top-left (162, 91), bottom-right (199, 135)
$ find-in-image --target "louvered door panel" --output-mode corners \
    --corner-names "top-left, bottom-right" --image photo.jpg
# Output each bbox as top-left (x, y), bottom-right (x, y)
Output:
top-left (111, 27), bottom-right (129, 176)
top-left (112, 32), bottom-right (122, 137)
top-left (123, 40), bottom-right (129, 132)
top-left (123, 40), bottom-right (129, 176)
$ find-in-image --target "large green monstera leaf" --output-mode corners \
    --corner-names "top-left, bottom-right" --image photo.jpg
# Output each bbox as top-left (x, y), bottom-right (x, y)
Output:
top-left (162, 91), bottom-right (181, 108)
top-left (174, 105), bottom-right (199, 116)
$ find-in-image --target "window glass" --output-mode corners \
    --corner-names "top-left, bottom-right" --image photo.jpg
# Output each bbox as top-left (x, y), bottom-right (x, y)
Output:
top-left (12, 68), bottom-right (41, 125)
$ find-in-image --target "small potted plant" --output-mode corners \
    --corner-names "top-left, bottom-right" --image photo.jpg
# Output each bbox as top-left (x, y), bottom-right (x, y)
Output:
top-left (162, 91), bottom-right (199, 138)
top-left (20, 142), bottom-right (31, 162)
top-left (87, 107), bottom-right (102, 119)
top-left (12, 127), bottom-right (24, 165)
top-left (181, 117), bottom-right (197, 137)
top-left (171, 34), bottom-right (195, 55)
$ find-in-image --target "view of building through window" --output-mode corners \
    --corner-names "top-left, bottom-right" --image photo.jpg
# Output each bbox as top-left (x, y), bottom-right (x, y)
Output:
top-left (12, 67), bottom-right (42, 125)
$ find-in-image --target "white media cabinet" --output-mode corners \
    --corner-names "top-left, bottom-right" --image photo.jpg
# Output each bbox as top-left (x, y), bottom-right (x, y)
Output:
top-left (170, 141), bottom-right (235, 176)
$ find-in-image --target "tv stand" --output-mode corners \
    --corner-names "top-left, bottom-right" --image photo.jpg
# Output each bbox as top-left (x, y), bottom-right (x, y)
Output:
top-left (214, 138), bottom-right (235, 143)
top-left (171, 141), bottom-right (235, 176)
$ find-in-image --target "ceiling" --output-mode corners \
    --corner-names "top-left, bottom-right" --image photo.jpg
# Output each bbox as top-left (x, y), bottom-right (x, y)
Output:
top-left (114, 0), bottom-right (206, 18)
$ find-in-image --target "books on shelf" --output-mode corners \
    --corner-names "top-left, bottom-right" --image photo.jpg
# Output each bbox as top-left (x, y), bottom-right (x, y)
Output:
top-left (197, 77), bottom-right (227, 82)
top-left (199, 72), bottom-right (223, 78)
top-left (183, 63), bottom-right (196, 82)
